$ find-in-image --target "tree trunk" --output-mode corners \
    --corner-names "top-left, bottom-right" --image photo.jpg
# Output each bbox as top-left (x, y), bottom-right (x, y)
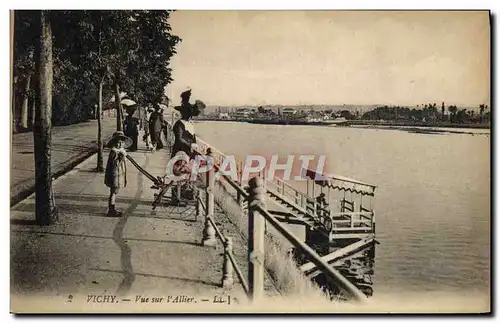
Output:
top-left (12, 77), bottom-right (18, 134)
top-left (96, 15), bottom-right (105, 172)
top-left (30, 90), bottom-right (36, 127)
top-left (19, 74), bottom-right (31, 129)
top-left (10, 11), bottom-right (16, 134)
top-left (34, 10), bottom-right (57, 225)
top-left (96, 77), bottom-right (104, 172)
top-left (114, 80), bottom-right (123, 131)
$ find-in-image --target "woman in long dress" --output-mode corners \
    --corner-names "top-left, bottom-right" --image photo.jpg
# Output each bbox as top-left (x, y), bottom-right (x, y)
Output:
top-left (148, 106), bottom-right (164, 151)
top-left (171, 89), bottom-right (200, 158)
top-left (169, 89), bottom-right (200, 205)
top-left (124, 112), bottom-right (139, 152)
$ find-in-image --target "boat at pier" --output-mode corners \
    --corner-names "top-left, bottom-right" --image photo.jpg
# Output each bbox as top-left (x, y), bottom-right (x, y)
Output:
top-left (322, 117), bottom-right (350, 126)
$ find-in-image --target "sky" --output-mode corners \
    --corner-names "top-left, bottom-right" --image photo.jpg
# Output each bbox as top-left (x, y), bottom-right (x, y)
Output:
top-left (166, 10), bottom-right (490, 108)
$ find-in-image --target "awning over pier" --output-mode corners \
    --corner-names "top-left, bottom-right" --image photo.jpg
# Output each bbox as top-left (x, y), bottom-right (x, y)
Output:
top-left (302, 168), bottom-right (376, 196)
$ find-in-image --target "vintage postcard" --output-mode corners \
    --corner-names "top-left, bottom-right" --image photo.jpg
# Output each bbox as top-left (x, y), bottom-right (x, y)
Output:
top-left (9, 10), bottom-right (491, 314)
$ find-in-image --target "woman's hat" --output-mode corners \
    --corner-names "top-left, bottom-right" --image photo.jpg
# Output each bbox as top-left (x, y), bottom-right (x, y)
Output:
top-left (107, 131), bottom-right (133, 149)
top-left (180, 88), bottom-right (192, 102)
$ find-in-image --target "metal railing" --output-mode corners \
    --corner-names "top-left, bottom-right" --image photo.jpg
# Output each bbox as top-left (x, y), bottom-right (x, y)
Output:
top-left (195, 157), bottom-right (250, 294)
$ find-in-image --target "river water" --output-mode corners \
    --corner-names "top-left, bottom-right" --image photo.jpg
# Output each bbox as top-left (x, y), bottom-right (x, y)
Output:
top-left (194, 121), bottom-right (490, 307)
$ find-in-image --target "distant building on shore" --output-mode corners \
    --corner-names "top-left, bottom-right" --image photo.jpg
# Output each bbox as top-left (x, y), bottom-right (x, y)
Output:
top-left (235, 108), bottom-right (251, 119)
top-left (282, 107), bottom-right (297, 116)
top-left (218, 112), bottom-right (230, 120)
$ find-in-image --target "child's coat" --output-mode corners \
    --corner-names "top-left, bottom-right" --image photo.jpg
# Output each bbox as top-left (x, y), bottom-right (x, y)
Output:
top-left (105, 148), bottom-right (127, 188)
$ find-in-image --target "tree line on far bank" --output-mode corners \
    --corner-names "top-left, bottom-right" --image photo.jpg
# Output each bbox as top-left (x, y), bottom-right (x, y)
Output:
top-left (359, 103), bottom-right (490, 124)
top-left (11, 10), bottom-right (181, 224)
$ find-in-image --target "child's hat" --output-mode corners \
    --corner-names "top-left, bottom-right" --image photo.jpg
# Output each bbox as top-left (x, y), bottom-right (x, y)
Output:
top-left (107, 131), bottom-right (133, 149)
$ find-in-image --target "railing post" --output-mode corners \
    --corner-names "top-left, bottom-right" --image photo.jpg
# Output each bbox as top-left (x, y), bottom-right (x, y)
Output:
top-left (372, 211), bottom-right (376, 233)
top-left (202, 149), bottom-right (217, 247)
top-left (221, 237), bottom-right (234, 289)
top-left (262, 170), bottom-right (268, 234)
top-left (248, 176), bottom-right (266, 302)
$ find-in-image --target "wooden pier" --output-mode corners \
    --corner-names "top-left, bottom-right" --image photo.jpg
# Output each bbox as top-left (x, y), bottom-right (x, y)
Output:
top-left (192, 137), bottom-right (378, 300)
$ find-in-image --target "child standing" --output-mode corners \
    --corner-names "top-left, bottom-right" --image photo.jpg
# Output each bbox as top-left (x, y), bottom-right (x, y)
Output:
top-left (105, 131), bottom-right (132, 217)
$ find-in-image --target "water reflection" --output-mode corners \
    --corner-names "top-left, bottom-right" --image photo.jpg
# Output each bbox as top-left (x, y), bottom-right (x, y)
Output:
top-left (292, 244), bottom-right (376, 300)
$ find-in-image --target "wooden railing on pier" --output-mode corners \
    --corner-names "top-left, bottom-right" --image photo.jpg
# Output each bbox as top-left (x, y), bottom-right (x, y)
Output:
top-left (266, 175), bottom-right (376, 240)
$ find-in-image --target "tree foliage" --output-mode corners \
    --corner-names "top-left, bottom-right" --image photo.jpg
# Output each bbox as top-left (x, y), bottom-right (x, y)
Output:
top-left (361, 103), bottom-right (489, 124)
top-left (12, 10), bottom-right (181, 128)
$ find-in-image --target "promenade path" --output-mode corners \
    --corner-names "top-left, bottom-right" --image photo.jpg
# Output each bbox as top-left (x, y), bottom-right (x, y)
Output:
top-left (10, 117), bottom-right (117, 206)
top-left (10, 144), bottom-right (281, 313)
